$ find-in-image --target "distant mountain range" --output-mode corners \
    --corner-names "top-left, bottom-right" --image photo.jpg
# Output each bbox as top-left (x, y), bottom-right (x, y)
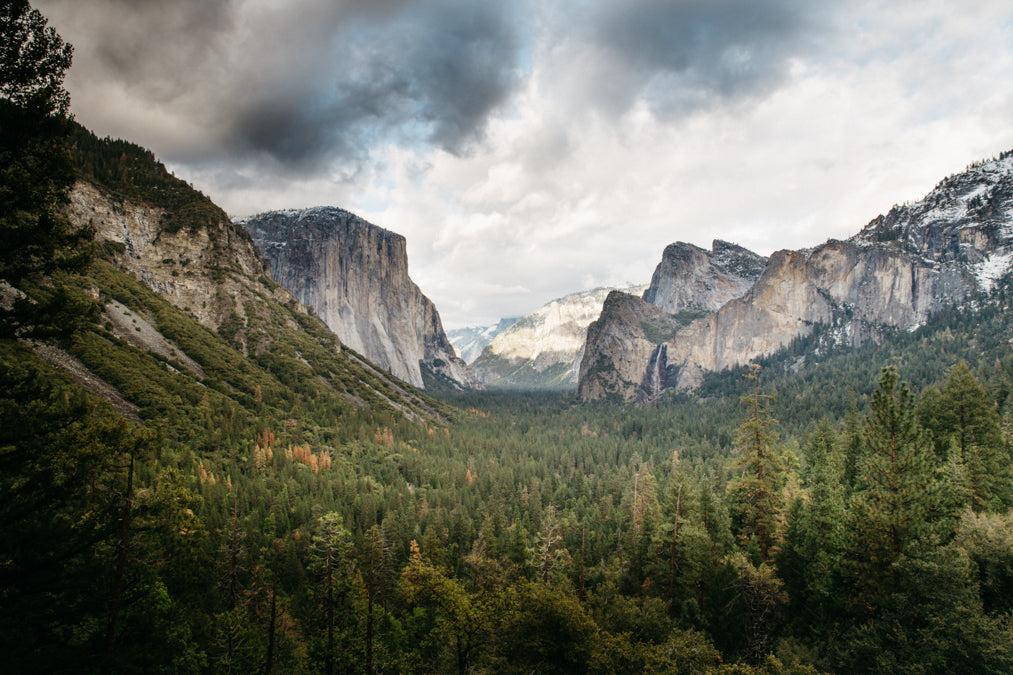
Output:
top-left (468, 285), bottom-right (646, 390)
top-left (59, 123), bottom-right (1013, 405)
top-left (578, 151), bottom-right (1013, 401)
top-left (447, 318), bottom-right (520, 364)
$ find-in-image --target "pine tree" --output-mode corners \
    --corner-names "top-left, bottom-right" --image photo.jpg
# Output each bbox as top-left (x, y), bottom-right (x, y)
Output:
top-left (847, 366), bottom-right (948, 616)
top-left (0, 345), bottom-right (150, 670)
top-left (934, 361), bottom-right (1009, 509)
top-left (778, 418), bottom-right (847, 635)
top-left (361, 524), bottom-right (392, 675)
top-left (842, 394), bottom-right (864, 491)
top-left (531, 505), bottom-right (571, 586)
top-left (727, 364), bottom-right (783, 562)
top-left (0, 0), bottom-right (93, 337)
top-left (310, 513), bottom-right (353, 675)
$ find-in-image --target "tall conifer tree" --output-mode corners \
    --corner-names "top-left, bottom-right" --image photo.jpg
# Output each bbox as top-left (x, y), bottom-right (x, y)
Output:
top-left (937, 361), bottom-right (1009, 509)
top-left (0, 0), bottom-right (93, 337)
top-left (847, 366), bottom-right (946, 616)
top-left (779, 418), bottom-right (847, 634)
top-left (727, 364), bottom-right (783, 562)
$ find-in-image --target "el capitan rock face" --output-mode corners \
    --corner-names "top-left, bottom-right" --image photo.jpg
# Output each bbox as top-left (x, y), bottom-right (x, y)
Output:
top-left (579, 151), bottom-right (1013, 401)
top-left (239, 207), bottom-right (477, 390)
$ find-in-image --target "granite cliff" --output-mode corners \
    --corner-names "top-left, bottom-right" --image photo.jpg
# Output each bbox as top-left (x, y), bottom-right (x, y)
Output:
top-left (579, 151), bottom-right (1013, 401)
top-left (576, 291), bottom-right (688, 401)
top-left (240, 208), bottom-right (477, 390)
top-left (472, 285), bottom-right (646, 390)
top-left (643, 240), bottom-right (766, 313)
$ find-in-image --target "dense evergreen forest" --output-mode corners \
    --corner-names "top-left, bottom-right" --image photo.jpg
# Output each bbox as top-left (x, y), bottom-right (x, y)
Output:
top-left (5, 2), bottom-right (1013, 673)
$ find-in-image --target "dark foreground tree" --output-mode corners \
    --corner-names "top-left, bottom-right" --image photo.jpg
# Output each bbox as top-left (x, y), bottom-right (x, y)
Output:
top-left (0, 0), bottom-right (93, 337)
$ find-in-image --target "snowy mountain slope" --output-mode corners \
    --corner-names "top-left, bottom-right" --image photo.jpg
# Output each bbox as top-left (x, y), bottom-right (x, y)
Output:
top-left (447, 318), bottom-right (520, 364)
top-left (580, 149), bottom-right (1013, 401)
top-left (471, 285), bottom-right (647, 390)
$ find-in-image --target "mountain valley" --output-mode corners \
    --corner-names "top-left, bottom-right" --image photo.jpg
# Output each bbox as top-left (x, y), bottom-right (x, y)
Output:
top-left (469, 285), bottom-right (646, 390)
top-left (7, 5), bottom-right (1013, 671)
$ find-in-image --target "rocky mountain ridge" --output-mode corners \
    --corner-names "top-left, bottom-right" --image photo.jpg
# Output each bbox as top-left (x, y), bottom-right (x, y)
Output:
top-left (642, 240), bottom-right (766, 313)
top-left (65, 181), bottom-right (289, 349)
top-left (447, 318), bottom-right (520, 364)
top-left (579, 150), bottom-right (1013, 402)
top-left (49, 128), bottom-right (455, 423)
top-left (58, 189), bottom-right (445, 423)
top-left (239, 207), bottom-right (477, 391)
top-left (471, 285), bottom-right (645, 390)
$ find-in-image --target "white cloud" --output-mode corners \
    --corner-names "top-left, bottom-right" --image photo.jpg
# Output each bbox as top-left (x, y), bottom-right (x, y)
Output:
top-left (36, 0), bottom-right (1013, 328)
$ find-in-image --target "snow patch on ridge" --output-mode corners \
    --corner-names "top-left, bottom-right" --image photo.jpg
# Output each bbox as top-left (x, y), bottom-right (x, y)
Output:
top-left (975, 251), bottom-right (1013, 292)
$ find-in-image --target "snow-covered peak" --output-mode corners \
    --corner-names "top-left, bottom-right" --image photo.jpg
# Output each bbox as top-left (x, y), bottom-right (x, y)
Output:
top-left (447, 318), bottom-right (520, 364)
top-left (853, 150), bottom-right (1013, 260)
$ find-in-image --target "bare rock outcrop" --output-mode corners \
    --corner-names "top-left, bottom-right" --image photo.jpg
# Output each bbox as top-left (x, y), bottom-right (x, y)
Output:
top-left (240, 207), bottom-right (477, 390)
top-left (577, 291), bottom-right (686, 402)
top-left (643, 240), bottom-right (765, 314)
top-left (65, 181), bottom-right (307, 357)
top-left (579, 150), bottom-right (1013, 402)
top-left (661, 243), bottom-right (973, 386)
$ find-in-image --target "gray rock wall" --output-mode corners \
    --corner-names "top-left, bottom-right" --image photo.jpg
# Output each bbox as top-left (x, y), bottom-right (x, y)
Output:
top-left (240, 208), bottom-right (476, 390)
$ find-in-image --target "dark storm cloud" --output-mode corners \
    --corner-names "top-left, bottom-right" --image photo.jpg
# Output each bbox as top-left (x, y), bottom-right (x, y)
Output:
top-left (41, 0), bottom-right (234, 101)
top-left (37, 0), bottom-right (523, 172)
top-left (37, 0), bottom-right (823, 174)
top-left (231, 1), bottom-right (523, 171)
top-left (584, 0), bottom-right (828, 115)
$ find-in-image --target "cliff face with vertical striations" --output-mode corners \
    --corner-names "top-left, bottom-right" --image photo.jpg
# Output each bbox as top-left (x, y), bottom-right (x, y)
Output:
top-left (471, 285), bottom-right (647, 390)
top-left (579, 150), bottom-right (1013, 401)
top-left (642, 240), bottom-right (766, 314)
top-left (576, 290), bottom-right (686, 402)
top-left (239, 207), bottom-right (477, 390)
top-left (578, 240), bottom-right (765, 400)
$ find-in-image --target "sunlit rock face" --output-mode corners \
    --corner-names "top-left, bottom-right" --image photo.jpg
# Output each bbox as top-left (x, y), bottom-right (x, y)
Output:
top-left (448, 318), bottom-right (520, 365)
top-left (240, 207), bottom-right (477, 390)
top-left (579, 151), bottom-right (1013, 401)
top-left (471, 285), bottom-right (646, 390)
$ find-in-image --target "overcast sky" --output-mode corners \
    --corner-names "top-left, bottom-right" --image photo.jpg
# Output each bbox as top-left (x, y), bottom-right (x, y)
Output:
top-left (36, 0), bottom-right (1013, 328)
